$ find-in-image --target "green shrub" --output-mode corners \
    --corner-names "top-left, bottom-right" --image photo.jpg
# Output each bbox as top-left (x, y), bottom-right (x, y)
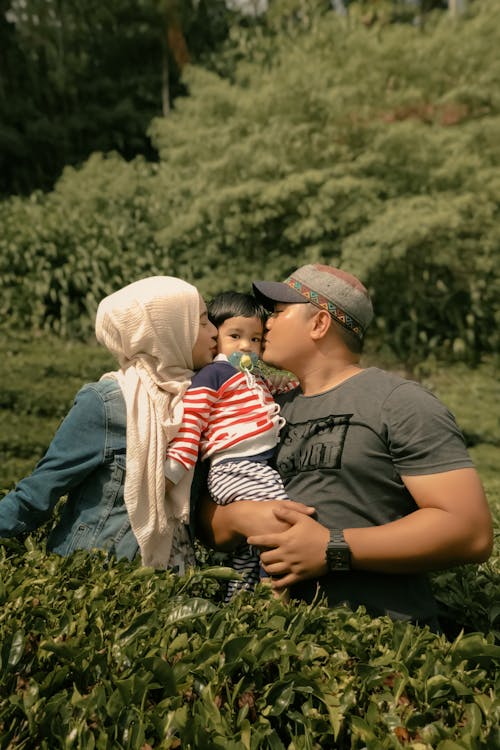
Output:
top-left (0, 541), bottom-right (499, 749)
top-left (0, 332), bottom-right (113, 491)
top-left (417, 356), bottom-right (500, 448)
top-left (0, 154), bottom-right (163, 337)
top-left (0, 1), bottom-right (499, 361)
top-left (149, 0), bottom-right (500, 363)
top-left (0, 324), bottom-right (498, 748)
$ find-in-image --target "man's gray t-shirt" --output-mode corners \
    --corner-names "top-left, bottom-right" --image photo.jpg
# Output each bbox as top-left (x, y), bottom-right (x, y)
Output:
top-left (275, 367), bottom-right (474, 622)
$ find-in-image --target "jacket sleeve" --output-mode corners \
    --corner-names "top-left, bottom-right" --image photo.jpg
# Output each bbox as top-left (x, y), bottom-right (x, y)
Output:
top-left (0, 384), bottom-right (108, 536)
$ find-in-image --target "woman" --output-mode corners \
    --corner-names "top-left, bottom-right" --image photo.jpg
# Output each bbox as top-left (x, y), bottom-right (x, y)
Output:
top-left (0, 276), bottom-right (217, 571)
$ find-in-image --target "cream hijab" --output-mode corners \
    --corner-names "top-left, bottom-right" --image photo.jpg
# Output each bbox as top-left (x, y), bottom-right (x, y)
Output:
top-left (95, 276), bottom-right (200, 568)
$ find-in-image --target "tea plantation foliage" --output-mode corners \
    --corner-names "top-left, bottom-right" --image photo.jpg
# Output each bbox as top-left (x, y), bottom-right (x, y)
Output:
top-left (0, 335), bottom-right (498, 749)
top-left (1, 1), bottom-right (500, 747)
top-left (0, 542), bottom-right (499, 750)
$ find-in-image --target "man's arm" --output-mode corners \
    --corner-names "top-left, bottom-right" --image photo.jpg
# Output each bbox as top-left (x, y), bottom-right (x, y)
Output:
top-left (249, 467), bottom-right (493, 589)
top-left (351, 468), bottom-right (493, 571)
top-left (196, 495), bottom-right (316, 552)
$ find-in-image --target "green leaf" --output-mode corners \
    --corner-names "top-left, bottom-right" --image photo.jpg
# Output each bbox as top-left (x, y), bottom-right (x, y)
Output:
top-left (451, 634), bottom-right (500, 666)
top-left (436, 741), bottom-right (468, 750)
top-left (463, 703), bottom-right (482, 739)
top-left (7, 629), bottom-right (25, 668)
top-left (106, 689), bottom-right (125, 720)
top-left (116, 609), bottom-right (158, 645)
top-left (142, 656), bottom-right (177, 695)
top-left (268, 684), bottom-right (295, 717)
top-left (39, 640), bottom-right (80, 661)
top-left (350, 715), bottom-right (375, 742)
top-left (164, 597), bottom-right (217, 625)
top-left (193, 566), bottom-right (242, 580)
top-left (223, 635), bottom-right (255, 665)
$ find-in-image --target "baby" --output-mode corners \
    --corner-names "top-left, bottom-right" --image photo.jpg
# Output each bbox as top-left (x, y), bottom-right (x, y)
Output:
top-left (165, 291), bottom-right (297, 598)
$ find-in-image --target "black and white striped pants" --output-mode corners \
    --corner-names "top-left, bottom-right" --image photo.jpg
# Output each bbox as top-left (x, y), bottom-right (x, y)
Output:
top-left (208, 459), bottom-right (289, 599)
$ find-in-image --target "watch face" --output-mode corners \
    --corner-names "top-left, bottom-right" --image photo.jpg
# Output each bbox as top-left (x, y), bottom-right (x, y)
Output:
top-left (326, 538), bottom-right (350, 571)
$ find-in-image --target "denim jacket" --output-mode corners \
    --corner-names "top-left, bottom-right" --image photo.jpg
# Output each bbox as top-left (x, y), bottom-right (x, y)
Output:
top-left (0, 379), bottom-right (139, 561)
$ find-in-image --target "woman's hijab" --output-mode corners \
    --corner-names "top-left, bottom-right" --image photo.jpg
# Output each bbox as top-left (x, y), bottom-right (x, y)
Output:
top-left (95, 276), bottom-right (200, 568)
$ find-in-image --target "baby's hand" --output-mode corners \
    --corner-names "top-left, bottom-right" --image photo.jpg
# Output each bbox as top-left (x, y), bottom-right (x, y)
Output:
top-left (264, 371), bottom-right (299, 395)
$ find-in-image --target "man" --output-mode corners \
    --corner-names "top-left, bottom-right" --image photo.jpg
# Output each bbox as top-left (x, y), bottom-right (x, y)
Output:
top-left (199, 264), bottom-right (493, 626)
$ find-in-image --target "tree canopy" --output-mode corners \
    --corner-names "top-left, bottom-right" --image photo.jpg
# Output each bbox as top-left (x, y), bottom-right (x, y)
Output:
top-left (0, 0), bottom-right (231, 195)
top-left (0, 0), bottom-right (498, 364)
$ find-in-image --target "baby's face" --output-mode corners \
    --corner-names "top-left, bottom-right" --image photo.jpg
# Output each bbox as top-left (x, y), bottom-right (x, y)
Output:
top-left (217, 315), bottom-right (264, 359)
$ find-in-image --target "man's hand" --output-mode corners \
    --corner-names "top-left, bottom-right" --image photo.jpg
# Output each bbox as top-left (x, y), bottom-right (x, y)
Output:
top-left (248, 505), bottom-right (330, 589)
top-left (197, 497), bottom-right (315, 551)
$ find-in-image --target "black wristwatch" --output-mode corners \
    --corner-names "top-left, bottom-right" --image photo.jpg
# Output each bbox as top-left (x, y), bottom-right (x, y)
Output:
top-left (325, 529), bottom-right (351, 572)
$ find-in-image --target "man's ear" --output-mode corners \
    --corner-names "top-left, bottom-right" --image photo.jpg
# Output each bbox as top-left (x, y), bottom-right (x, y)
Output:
top-left (310, 309), bottom-right (332, 340)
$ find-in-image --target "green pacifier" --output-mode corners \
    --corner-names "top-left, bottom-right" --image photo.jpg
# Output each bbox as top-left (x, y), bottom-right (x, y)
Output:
top-left (228, 351), bottom-right (259, 372)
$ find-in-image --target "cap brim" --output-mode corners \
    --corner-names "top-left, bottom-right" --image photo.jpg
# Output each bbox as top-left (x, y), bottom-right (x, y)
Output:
top-left (252, 280), bottom-right (308, 311)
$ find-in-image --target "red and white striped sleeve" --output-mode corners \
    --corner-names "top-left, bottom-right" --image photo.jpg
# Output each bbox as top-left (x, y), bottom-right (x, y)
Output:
top-left (164, 362), bottom-right (230, 484)
top-left (261, 371), bottom-right (299, 396)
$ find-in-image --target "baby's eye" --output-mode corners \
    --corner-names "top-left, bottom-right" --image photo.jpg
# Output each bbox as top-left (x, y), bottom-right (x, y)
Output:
top-left (252, 337), bottom-right (262, 343)
top-left (230, 333), bottom-right (240, 339)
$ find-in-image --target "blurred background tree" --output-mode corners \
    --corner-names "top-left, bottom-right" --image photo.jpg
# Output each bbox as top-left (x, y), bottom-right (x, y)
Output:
top-left (0, 0), bottom-right (231, 196)
top-left (0, 0), bottom-right (475, 197)
top-left (0, 0), bottom-right (497, 365)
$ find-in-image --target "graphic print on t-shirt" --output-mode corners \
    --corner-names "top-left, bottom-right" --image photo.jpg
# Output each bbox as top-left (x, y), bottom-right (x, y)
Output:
top-left (277, 414), bottom-right (353, 478)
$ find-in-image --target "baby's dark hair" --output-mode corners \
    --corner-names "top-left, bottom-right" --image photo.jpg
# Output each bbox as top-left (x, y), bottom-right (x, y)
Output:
top-left (207, 291), bottom-right (267, 328)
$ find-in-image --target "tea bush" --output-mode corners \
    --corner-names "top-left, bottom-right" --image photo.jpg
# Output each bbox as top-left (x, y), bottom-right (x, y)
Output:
top-left (0, 332), bottom-right (499, 748)
top-left (1, 335), bottom-right (498, 492)
top-left (0, 541), bottom-right (499, 749)
top-left (0, 331), bottom-right (114, 484)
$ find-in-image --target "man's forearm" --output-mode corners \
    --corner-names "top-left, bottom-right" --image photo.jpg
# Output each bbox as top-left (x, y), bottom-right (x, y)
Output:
top-left (196, 497), bottom-right (248, 550)
top-left (196, 496), bottom-right (315, 551)
top-left (346, 507), bottom-right (493, 573)
top-left (251, 469), bottom-right (493, 589)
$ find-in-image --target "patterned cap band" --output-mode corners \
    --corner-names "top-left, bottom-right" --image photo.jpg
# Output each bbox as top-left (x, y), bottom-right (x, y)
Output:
top-left (285, 276), bottom-right (363, 338)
